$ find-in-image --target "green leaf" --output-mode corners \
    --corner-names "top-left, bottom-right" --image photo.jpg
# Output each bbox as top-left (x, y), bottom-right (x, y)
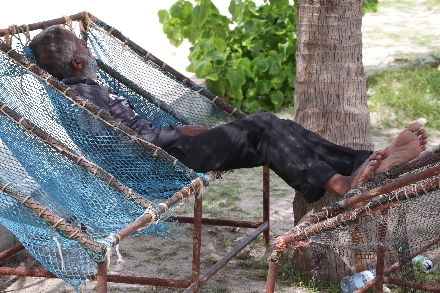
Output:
top-left (188, 43), bottom-right (201, 60)
top-left (252, 57), bottom-right (269, 75)
top-left (271, 71), bottom-right (286, 84)
top-left (285, 63), bottom-right (296, 75)
top-left (242, 30), bottom-right (255, 47)
top-left (219, 15), bottom-right (230, 27)
top-left (194, 58), bottom-right (213, 77)
top-left (226, 67), bottom-right (246, 92)
top-left (246, 86), bottom-right (258, 98)
top-left (207, 79), bottom-right (225, 97)
top-left (272, 82), bottom-right (283, 90)
top-left (226, 86), bottom-right (243, 101)
top-left (267, 50), bottom-right (278, 57)
top-left (232, 43), bottom-right (243, 54)
top-left (363, 0), bottom-right (378, 12)
top-left (213, 26), bottom-right (228, 39)
top-left (158, 9), bottom-right (170, 24)
top-left (242, 100), bottom-right (260, 113)
top-left (205, 0), bottom-right (220, 16)
top-left (267, 56), bottom-right (282, 75)
top-left (207, 51), bottom-right (227, 62)
top-left (228, 0), bottom-right (245, 23)
top-left (183, 24), bottom-right (198, 45)
top-left (270, 90), bottom-right (284, 107)
top-left (278, 42), bottom-right (289, 55)
top-left (256, 80), bottom-right (272, 94)
top-left (205, 74), bottom-right (219, 81)
top-left (249, 40), bottom-right (263, 58)
top-left (283, 87), bottom-right (294, 104)
top-left (164, 24), bottom-right (183, 47)
top-left (228, 98), bottom-right (242, 109)
top-left (170, 1), bottom-right (193, 19)
top-left (243, 19), bottom-right (261, 32)
top-left (201, 29), bottom-right (215, 40)
top-left (266, 35), bottom-right (284, 49)
top-left (287, 12), bottom-right (296, 26)
top-left (205, 66), bottom-right (221, 81)
top-left (205, 16), bottom-right (224, 26)
top-left (214, 38), bottom-right (227, 52)
top-left (287, 76), bottom-right (295, 88)
top-left (186, 60), bottom-right (195, 73)
top-left (239, 57), bottom-right (253, 78)
top-left (269, 0), bottom-right (289, 11)
top-left (200, 38), bottom-right (215, 55)
top-left (227, 52), bottom-right (241, 64)
top-left (259, 94), bottom-right (274, 112)
top-left (194, 4), bottom-right (209, 26)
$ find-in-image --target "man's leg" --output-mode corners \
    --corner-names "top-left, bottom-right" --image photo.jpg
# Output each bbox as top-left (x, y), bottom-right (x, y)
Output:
top-left (167, 112), bottom-right (367, 203)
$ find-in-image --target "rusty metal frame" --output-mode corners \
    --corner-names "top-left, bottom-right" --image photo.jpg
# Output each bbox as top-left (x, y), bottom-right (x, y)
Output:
top-left (0, 168), bottom-right (270, 292)
top-left (265, 149), bottom-right (440, 293)
top-left (356, 234), bottom-right (440, 293)
top-left (0, 12), bottom-right (271, 292)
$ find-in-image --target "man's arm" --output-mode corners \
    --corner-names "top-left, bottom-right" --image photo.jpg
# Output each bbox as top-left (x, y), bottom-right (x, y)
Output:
top-left (107, 93), bottom-right (183, 149)
top-left (65, 78), bottom-right (210, 148)
top-left (177, 125), bottom-right (211, 138)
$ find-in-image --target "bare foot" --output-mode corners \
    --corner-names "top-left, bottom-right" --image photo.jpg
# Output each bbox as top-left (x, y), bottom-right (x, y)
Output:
top-left (324, 151), bottom-right (383, 197)
top-left (375, 122), bottom-right (428, 174)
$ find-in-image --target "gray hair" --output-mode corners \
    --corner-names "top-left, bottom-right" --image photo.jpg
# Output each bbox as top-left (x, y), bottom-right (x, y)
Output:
top-left (28, 25), bottom-right (76, 80)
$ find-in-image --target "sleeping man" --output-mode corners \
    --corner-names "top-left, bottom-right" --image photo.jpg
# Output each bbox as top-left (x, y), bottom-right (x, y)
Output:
top-left (28, 25), bottom-right (428, 204)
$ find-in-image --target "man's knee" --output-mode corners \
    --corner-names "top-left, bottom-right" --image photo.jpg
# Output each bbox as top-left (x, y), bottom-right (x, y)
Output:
top-left (251, 112), bottom-right (277, 124)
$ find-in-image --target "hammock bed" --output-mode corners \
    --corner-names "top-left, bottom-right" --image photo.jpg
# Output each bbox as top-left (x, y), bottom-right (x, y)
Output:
top-left (0, 12), bottom-right (270, 293)
top-left (266, 146), bottom-right (440, 292)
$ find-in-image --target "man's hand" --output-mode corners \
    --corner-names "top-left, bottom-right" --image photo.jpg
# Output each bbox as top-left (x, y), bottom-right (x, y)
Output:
top-left (177, 125), bottom-right (211, 138)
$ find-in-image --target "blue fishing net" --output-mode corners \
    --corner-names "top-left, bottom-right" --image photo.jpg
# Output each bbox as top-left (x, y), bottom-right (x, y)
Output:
top-left (0, 20), bottom-right (235, 291)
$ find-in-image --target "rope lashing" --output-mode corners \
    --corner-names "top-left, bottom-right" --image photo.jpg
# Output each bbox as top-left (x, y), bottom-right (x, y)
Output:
top-left (1, 182), bottom-right (12, 192)
top-left (62, 15), bottom-right (73, 29)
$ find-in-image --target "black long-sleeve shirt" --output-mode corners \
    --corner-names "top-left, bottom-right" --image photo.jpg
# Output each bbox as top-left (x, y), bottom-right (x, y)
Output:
top-left (62, 77), bottom-right (183, 149)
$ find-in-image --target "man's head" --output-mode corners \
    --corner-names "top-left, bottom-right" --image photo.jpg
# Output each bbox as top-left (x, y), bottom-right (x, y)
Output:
top-left (28, 25), bottom-right (98, 80)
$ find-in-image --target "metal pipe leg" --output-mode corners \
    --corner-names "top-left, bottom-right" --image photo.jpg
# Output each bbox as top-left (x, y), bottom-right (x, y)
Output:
top-left (265, 258), bottom-right (278, 293)
top-left (97, 259), bottom-right (108, 293)
top-left (262, 165), bottom-right (270, 245)
top-left (191, 192), bottom-right (202, 293)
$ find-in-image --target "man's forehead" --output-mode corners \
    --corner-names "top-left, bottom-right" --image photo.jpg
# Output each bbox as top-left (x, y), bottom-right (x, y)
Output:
top-left (61, 29), bottom-right (79, 41)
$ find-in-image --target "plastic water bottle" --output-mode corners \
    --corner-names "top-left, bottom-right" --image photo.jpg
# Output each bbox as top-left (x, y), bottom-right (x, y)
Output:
top-left (340, 269), bottom-right (376, 293)
top-left (412, 255), bottom-right (434, 273)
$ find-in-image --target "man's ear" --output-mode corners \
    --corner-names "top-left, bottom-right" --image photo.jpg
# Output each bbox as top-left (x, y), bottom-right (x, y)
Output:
top-left (71, 57), bottom-right (83, 70)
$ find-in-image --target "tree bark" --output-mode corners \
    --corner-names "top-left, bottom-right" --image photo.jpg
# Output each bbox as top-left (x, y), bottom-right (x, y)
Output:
top-left (292, 0), bottom-right (375, 282)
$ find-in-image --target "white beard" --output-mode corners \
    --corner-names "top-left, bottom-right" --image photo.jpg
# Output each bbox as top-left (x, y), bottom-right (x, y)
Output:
top-left (79, 52), bottom-right (98, 80)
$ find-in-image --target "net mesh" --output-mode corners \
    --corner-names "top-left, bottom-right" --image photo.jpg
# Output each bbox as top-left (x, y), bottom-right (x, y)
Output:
top-left (276, 149), bottom-right (440, 287)
top-left (0, 18), bottom-right (237, 290)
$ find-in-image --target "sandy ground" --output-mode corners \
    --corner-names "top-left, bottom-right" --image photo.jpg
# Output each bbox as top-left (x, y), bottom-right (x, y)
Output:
top-left (1, 0), bottom-right (440, 292)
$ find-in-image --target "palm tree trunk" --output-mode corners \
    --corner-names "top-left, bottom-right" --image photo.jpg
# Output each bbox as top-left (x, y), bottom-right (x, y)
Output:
top-left (292, 0), bottom-right (375, 282)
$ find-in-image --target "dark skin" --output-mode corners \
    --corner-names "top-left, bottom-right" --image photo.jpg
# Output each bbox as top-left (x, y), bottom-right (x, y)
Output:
top-left (64, 29), bottom-right (211, 138)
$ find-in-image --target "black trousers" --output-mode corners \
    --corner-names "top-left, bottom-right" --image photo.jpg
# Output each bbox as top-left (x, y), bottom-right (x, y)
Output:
top-left (167, 112), bottom-right (371, 203)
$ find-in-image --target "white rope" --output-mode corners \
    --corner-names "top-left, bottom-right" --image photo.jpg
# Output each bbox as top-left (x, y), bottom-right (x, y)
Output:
top-left (50, 228), bottom-right (65, 271)
top-left (107, 27), bottom-right (115, 36)
top-left (115, 244), bottom-right (125, 264)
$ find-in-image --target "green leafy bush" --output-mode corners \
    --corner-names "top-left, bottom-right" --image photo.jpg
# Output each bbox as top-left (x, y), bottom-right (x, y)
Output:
top-left (159, 0), bottom-right (296, 113)
top-left (159, 0), bottom-right (378, 113)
